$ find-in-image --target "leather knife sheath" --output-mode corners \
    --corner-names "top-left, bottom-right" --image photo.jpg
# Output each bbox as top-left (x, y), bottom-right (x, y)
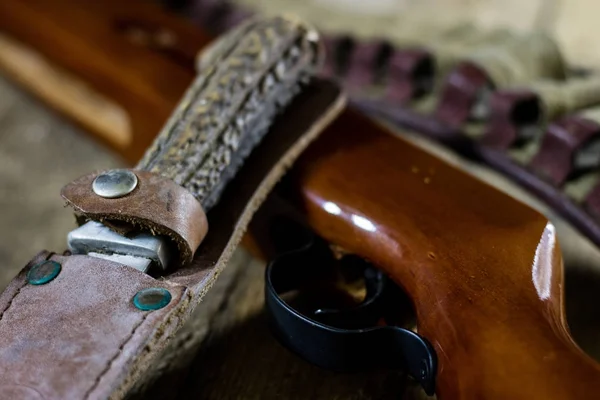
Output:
top-left (0, 17), bottom-right (346, 400)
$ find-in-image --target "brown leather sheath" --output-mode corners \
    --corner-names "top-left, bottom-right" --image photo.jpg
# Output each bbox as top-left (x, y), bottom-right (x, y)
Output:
top-left (0, 25), bottom-right (345, 400)
top-left (0, 80), bottom-right (344, 400)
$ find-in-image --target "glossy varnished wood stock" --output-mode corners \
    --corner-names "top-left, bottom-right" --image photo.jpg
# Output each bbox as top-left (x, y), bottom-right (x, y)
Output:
top-left (292, 110), bottom-right (600, 399)
top-left (0, 0), bottom-right (208, 162)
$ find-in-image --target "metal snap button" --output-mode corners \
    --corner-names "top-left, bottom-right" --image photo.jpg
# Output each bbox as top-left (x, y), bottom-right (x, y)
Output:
top-left (133, 287), bottom-right (172, 311)
top-left (92, 169), bottom-right (138, 198)
top-left (27, 260), bottom-right (61, 285)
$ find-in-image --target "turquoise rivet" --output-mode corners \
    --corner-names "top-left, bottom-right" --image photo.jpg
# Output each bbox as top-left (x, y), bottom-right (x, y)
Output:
top-left (133, 288), bottom-right (172, 311)
top-left (27, 260), bottom-right (61, 285)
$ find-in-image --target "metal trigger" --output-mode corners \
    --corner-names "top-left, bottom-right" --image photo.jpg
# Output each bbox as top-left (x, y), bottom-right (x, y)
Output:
top-left (311, 258), bottom-right (388, 330)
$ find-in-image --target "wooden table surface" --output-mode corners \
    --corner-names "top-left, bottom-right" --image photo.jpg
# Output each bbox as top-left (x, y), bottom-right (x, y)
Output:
top-left (3, 71), bottom-right (600, 399)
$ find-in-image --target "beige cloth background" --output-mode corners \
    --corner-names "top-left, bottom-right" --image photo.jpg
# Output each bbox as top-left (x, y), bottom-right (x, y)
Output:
top-left (236, 0), bottom-right (600, 69)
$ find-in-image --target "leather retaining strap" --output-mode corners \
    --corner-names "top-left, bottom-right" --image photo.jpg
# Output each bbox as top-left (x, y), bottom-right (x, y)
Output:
top-left (61, 171), bottom-right (207, 265)
top-left (0, 15), bottom-right (346, 400)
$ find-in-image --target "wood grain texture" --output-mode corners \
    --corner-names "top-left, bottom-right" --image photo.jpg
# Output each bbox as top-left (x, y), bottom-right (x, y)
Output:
top-left (3, 59), bottom-right (600, 400)
top-left (0, 76), bottom-right (123, 289)
top-left (290, 109), bottom-right (600, 398)
top-left (0, 0), bottom-right (208, 163)
top-left (0, 33), bottom-right (132, 149)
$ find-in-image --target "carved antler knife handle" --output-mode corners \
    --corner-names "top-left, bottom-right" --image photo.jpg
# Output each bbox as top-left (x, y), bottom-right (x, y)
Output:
top-left (138, 15), bottom-right (323, 210)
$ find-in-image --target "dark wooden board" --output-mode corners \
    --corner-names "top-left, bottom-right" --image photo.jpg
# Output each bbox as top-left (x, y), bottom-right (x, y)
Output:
top-left (2, 74), bottom-right (600, 399)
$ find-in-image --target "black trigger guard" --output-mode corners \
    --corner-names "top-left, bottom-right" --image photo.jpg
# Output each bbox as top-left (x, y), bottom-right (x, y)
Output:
top-left (264, 219), bottom-right (437, 396)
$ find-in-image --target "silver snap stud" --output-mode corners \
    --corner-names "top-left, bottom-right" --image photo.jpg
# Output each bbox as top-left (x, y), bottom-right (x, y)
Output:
top-left (92, 169), bottom-right (138, 199)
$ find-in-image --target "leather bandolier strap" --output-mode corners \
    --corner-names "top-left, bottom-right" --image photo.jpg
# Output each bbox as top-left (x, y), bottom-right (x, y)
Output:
top-left (0, 16), bottom-right (346, 400)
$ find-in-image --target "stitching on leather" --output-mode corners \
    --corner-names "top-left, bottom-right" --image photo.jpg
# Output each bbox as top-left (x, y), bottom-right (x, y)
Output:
top-left (84, 312), bottom-right (151, 400)
top-left (0, 253), bottom-right (52, 325)
top-left (0, 281), bottom-right (28, 324)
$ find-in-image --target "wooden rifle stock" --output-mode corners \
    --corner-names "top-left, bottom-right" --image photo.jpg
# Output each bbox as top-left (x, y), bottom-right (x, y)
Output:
top-left (289, 109), bottom-right (600, 398)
